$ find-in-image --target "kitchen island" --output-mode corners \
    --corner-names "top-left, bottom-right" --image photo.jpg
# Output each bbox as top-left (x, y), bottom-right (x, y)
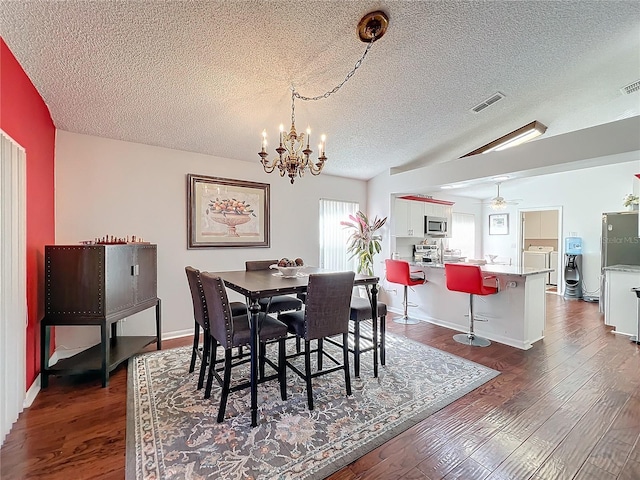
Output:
top-left (384, 262), bottom-right (552, 349)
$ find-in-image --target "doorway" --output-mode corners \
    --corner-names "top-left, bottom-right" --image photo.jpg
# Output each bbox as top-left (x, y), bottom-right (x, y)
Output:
top-left (519, 207), bottom-right (563, 295)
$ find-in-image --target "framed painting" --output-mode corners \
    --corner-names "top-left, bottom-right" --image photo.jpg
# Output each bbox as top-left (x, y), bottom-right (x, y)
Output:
top-left (187, 174), bottom-right (270, 248)
top-left (489, 213), bottom-right (509, 235)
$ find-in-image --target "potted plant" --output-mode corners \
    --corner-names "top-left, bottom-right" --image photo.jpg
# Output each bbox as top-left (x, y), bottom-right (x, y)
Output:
top-left (623, 194), bottom-right (639, 210)
top-left (341, 211), bottom-right (387, 276)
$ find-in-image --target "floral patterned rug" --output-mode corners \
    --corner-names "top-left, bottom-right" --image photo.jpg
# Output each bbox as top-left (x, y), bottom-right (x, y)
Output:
top-left (126, 331), bottom-right (499, 479)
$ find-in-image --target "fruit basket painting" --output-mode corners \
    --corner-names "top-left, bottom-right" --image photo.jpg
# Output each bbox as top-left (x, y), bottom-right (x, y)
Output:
top-left (187, 174), bottom-right (270, 248)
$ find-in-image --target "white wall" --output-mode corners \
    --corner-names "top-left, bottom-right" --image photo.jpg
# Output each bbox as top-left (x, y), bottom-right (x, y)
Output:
top-left (480, 161), bottom-right (639, 295)
top-left (54, 131), bottom-right (367, 350)
top-left (368, 118), bottom-right (639, 310)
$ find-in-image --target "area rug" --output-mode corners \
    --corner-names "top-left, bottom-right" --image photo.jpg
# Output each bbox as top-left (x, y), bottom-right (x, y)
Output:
top-left (126, 331), bottom-right (499, 479)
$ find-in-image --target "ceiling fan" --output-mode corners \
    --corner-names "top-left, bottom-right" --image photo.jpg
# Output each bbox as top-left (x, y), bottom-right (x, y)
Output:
top-left (485, 182), bottom-right (522, 210)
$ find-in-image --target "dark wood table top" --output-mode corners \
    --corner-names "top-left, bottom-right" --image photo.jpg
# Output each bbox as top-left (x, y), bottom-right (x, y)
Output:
top-left (206, 267), bottom-right (378, 300)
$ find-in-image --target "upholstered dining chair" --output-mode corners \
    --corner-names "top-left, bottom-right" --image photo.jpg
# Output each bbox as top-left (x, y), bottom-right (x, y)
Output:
top-left (245, 260), bottom-right (304, 314)
top-left (185, 266), bottom-right (247, 390)
top-left (278, 271), bottom-right (355, 411)
top-left (348, 295), bottom-right (387, 378)
top-left (200, 272), bottom-right (289, 423)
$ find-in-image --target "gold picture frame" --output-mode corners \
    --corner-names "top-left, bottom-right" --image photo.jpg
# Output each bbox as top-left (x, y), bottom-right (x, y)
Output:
top-left (187, 174), bottom-right (270, 248)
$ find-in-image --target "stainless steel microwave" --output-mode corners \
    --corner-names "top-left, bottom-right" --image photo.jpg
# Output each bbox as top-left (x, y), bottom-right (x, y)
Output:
top-left (425, 216), bottom-right (448, 236)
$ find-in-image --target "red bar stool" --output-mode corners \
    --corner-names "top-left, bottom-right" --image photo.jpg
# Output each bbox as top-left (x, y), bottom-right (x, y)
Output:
top-left (444, 263), bottom-right (499, 347)
top-left (385, 259), bottom-right (427, 325)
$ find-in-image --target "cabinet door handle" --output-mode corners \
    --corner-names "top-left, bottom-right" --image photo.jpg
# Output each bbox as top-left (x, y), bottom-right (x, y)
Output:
top-left (131, 264), bottom-right (139, 276)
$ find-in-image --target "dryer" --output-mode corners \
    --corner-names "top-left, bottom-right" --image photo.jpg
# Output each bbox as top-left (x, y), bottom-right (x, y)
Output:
top-left (549, 251), bottom-right (559, 285)
top-left (523, 246), bottom-right (554, 284)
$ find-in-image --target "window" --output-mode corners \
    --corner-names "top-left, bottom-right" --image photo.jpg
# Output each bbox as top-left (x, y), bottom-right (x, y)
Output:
top-left (448, 213), bottom-right (476, 259)
top-left (319, 199), bottom-right (359, 271)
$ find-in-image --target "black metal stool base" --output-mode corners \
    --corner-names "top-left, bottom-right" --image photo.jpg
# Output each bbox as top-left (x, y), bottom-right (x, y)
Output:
top-left (453, 333), bottom-right (491, 347)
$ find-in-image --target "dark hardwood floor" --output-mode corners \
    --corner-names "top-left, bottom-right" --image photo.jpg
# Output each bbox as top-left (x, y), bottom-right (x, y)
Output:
top-left (2, 294), bottom-right (639, 479)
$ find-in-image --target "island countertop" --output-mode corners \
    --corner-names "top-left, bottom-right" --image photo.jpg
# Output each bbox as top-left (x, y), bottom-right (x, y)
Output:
top-left (603, 264), bottom-right (640, 273)
top-left (410, 261), bottom-right (552, 276)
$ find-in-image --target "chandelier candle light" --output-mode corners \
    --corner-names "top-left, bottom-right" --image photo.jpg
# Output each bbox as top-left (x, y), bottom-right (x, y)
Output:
top-left (259, 10), bottom-right (389, 184)
top-left (259, 90), bottom-right (327, 185)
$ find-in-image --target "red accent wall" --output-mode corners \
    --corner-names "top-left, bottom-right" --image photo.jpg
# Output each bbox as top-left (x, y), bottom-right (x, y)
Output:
top-left (398, 195), bottom-right (455, 206)
top-left (0, 38), bottom-right (56, 387)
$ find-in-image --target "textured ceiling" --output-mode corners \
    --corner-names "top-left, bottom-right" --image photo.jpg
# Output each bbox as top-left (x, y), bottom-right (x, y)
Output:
top-left (1, 1), bottom-right (639, 183)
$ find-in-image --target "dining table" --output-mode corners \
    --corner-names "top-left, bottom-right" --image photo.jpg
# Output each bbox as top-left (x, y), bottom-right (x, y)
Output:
top-left (206, 266), bottom-right (379, 427)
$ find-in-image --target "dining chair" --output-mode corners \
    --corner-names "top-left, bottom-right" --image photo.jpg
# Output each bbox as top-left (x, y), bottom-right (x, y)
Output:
top-left (185, 266), bottom-right (247, 390)
top-left (324, 293), bottom-right (387, 378)
top-left (348, 295), bottom-right (387, 377)
top-left (278, 271), bottom-right (355, 410)
top-left (245, 260), bottom-right (304, 314)
top-left (200, 272), bottom-right (288, 423)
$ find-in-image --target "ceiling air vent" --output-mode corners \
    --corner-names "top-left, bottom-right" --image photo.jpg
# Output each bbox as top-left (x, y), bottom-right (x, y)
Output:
top-left (471, 92), bottom-right (505, 113)
top-left (620, 80), bottom-right (640, 95)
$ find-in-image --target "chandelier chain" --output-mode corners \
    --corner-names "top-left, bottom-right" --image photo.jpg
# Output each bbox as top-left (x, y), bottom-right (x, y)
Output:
top-left (292, 35), bottom-right (376, 103)
top-left (259, 10), bottom-right (388, 184)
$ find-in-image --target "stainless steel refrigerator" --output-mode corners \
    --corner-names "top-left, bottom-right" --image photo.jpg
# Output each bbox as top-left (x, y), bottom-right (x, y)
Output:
top-left (599, 211), bottom-right (640, 312)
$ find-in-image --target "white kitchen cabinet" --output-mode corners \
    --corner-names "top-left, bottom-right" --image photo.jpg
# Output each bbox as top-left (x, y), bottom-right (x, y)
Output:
top-left (524, 211), bottom-right (541, 239)
top-left (424, 202), bottom-right (444, 218)
top-left (393, 198), bottom-right (425, 237)
top-left (539, 210), bottom-right (558, 239)
top-left (394, 197), bottom-right (453, 238)
top-left (524, 210), bottom-right (558, 239)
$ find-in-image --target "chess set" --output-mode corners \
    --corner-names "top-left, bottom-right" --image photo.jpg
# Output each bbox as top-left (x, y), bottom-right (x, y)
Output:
top-left (80, 235), bottom-right (150, 245)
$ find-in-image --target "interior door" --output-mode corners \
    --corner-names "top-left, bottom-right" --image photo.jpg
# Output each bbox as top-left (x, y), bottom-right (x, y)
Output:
top-left (520, 208), bottom-right (561, 288)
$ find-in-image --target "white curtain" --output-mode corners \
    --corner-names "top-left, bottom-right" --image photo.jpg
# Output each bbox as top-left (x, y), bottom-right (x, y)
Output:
top-left (319, 199), bottom-right (359, 271)
top-left (449, 212), bottom-right (476, 259)
top-left (0, 131), bottom-right (27, 446)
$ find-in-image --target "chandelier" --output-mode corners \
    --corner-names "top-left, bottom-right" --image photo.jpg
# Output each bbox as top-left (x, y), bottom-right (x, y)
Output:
top-left (259, 90), bottom-right (326, 184)
top-left (259, 11), bottom-right (389, 184)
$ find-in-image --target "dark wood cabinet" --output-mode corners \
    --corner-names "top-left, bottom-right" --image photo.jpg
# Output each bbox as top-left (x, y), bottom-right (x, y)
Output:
top-left (41, 244), bottom-right (161, 387)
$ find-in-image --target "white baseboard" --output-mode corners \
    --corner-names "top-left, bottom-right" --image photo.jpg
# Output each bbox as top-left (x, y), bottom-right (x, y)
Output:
top-left (22, 346), bottom-right (87, 409)
top-left (50, 346), bottom-right (89, 363)
top-left (24, 375), bottom-right (40, 408)
top-left (162, 329), bottom-right (193, 341)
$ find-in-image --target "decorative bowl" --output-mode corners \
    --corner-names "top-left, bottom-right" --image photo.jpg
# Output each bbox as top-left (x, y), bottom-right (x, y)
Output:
top-left (485, 254), bottom-right (498, 264)
top-left (210, 213), bottom-right (251, 237)
top-left (269, 264), bottom-right (305, 278)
